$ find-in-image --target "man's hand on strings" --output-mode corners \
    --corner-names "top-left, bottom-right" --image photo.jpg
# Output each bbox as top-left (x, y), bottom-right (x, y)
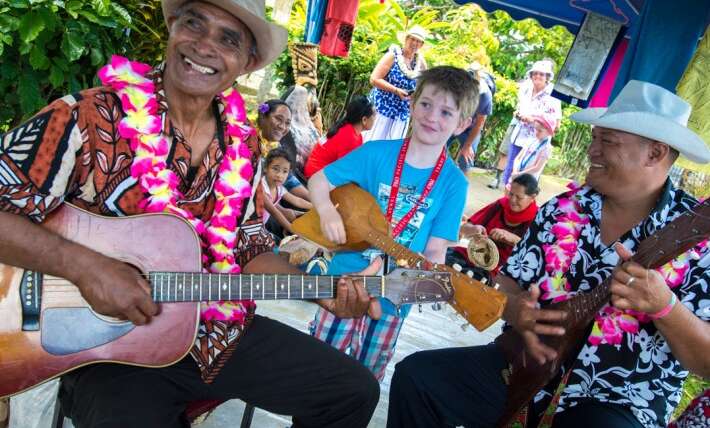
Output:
top-left (610, 243), bottom-right (673, 314)
top-left (318, 257), bottom-right (383, 320)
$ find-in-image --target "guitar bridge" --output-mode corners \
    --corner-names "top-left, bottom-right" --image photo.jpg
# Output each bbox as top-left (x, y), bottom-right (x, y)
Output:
top-left (20, 270), bottom-right (42, 331)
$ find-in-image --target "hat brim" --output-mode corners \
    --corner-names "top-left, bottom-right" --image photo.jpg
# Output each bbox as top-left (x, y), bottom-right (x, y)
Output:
top-left (397, 32), bottom-right (427, 44)
top-left (572, 108), bottom-right (710, 164)
top-left (162, 0), bottom-right (288, 73)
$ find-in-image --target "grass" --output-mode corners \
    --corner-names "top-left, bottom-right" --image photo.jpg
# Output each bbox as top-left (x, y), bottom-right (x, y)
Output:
top-left (674, 374), bottom-right (709, 419)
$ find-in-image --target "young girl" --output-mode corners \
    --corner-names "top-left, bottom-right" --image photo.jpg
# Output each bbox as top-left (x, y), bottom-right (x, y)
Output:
top-left (261, 148), bottom-right (312, 236)
top-left (304, 96), bottom-right (376, 178)
top-left (510, 114), bottom-right (556, 181)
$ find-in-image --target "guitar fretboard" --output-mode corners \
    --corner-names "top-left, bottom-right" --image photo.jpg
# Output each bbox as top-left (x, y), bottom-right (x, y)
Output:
top-left (148, 272), bottom-right (383, 302)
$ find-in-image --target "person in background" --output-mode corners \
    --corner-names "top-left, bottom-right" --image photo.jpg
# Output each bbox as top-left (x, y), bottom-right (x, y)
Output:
top-left (446, 173), bottom-right (539, 280)
top-left (447, 61), bottom-right (495, 174)
top-left (282, 85), bottom-right (321, 183)
top-left (261, 148), bottom-right (311, 238)
top-left (255, 99), bottom-right (309, 202)
top-left (363, 25), bottom-right (428, 142)
top-left (489, 59), bottom-right (561, 189)
top-left (308, 66), bottom-right (477, 381)
top-left (304, 96), bottom-right (376, 179)
top-left (510, 114), bottom-right (556, 181)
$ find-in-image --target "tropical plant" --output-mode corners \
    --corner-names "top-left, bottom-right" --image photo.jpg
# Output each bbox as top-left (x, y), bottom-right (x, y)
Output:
top-left (0, 0), bottom-right (167, 132)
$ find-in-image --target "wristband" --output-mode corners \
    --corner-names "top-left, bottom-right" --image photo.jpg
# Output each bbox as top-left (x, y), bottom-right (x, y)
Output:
top-left (649, 293), bottom-right (677, 320)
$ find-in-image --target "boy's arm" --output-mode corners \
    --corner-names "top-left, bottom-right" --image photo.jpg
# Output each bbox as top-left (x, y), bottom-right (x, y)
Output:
top-left (423, 236), bottom-right (452, 264)
top-left (282, 191), bottom-right (313, 210)
top-left (308, 170), bottom-right (346, 244)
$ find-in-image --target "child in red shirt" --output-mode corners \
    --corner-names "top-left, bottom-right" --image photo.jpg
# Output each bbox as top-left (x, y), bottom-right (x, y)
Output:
top-left (304, 96), bottom-right (376, 178)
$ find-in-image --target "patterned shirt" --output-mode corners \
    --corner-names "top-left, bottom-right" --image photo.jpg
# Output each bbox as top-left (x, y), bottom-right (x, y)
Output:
top-left (370, 45), bottom-right (422, 121)
top-left (511, 81), bottom-right (561, 150)
top-left (0, 69), bottom-right (274, 382)
top-left (503, 181), bottom-right (710, 427)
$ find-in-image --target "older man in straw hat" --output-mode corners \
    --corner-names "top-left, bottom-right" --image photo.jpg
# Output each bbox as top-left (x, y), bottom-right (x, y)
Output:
top-left (0, 1), bottom-right (379, 427)
top-left (388, 80), bottom-right (710, 428)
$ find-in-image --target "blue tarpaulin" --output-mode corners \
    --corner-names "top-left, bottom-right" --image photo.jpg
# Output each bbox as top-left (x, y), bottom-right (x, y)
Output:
top-left (452, 0), bottom-right (644, 34)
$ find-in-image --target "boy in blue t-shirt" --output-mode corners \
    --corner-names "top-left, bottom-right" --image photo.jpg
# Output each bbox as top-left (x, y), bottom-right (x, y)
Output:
top-left (308, 66), bottom-right (479, 380)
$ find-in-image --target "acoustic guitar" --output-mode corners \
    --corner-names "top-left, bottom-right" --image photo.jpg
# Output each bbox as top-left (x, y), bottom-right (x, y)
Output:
top-left (494, 198), bottom-right (710, 427)
top-left (292, 184), bottom-right (507, 331)
top-left (0, 204), bottom-right (453, 399)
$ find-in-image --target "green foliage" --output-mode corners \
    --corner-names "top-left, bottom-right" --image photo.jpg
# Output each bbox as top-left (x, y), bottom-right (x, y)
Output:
top-left (272, 1), bottom-right (587, 179)
top-left (674, 375), bottom-right (710, 419)
top-left (0, 0), bottom-right (167, 132)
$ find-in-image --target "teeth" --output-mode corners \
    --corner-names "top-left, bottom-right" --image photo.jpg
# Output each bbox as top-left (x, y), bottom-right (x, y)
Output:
top-left (591, 163), bottom-right (604, 168)
top-left (184, 57), bottom-right (216, 75)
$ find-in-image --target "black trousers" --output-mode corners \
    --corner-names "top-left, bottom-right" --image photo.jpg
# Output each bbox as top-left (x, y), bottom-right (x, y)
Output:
top-left (59, 315), bottom-right (379, 428)
top-left (386, 344), bottom-right (642, 428)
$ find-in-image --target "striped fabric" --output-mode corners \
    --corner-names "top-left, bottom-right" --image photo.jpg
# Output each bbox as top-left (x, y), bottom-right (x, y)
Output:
top-left (310, 307), bottom-right (405, 381)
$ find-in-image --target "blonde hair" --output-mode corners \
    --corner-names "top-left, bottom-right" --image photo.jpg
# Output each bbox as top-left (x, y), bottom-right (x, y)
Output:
top-left (411, 66), bottom-right (479, 120)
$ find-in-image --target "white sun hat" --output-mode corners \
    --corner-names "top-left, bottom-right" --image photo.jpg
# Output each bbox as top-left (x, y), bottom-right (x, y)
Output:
top-left (572, 80), bottom-right (710, 164)
top-left (527, 60), bottom-right (555, 81)
top-left (162, 0), bottom-right (288, 73)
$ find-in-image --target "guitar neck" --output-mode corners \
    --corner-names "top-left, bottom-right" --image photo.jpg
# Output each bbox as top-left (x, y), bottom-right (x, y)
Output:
top-left (364, 229), bottom-right (435, 270)
top-left (149, 272), bottom-right (383, 302)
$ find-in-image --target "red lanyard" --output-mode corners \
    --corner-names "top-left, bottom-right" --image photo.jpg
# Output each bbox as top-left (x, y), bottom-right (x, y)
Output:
top-left (386, 139), bottom-right (447, 238)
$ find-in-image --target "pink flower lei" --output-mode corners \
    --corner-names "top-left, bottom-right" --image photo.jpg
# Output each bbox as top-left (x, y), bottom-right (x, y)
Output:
top-left (537, 183), bottom-right (708, 346)
top-left (98, 55), bottom-right (254, 322)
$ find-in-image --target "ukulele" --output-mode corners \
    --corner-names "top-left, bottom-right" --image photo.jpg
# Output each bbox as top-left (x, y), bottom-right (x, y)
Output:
top-left (494, 198), bottom-right (710, 427)
top-left (292, 184), bottom-right (507, 331)
top-left (0, 204), bottom-right (453, 399)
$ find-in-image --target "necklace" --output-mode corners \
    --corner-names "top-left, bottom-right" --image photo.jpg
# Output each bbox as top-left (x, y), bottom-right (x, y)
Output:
top-left (99, 55), bottom-right (254, 322)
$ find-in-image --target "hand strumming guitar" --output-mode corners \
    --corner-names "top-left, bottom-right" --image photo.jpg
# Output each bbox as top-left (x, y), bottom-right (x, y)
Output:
top-left (71, 250), bottom-right (159, 326)
top-left (499, 275), bottom-right (567, 365)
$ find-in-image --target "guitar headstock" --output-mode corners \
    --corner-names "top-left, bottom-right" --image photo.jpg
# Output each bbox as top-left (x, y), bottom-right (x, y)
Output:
top-left (383, 268), bottom-right (453, 307)
top-left (635, 199), bottom-right (710, 268)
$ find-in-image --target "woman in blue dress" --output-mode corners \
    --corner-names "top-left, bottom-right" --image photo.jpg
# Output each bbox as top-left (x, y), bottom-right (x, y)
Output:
top-left (363, 25), bottom-right (428, 142)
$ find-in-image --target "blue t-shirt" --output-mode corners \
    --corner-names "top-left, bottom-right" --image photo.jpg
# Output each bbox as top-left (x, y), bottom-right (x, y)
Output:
top-left (323, 139), bottom-right (468, 315)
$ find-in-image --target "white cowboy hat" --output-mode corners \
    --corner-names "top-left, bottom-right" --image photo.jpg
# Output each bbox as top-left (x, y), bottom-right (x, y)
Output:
top-left (572, 80), bottom-right (710, 164)
top-left (162, 0), bottom-right (288, 73)
top-left (527, 60), bottom-right (554, 81)
top-left (397, 25), bottom-right (429, 44)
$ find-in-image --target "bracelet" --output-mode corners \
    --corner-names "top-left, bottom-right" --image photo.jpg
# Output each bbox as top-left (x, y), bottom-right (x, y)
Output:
top-left (649, 293), bottom-right (677, 320)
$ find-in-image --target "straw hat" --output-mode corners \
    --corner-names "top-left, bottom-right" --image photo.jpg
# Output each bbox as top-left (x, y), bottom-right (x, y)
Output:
top-left (162, 0), bottom-right (288, 73)
top-left (572, 80), bottom-right (710, 164)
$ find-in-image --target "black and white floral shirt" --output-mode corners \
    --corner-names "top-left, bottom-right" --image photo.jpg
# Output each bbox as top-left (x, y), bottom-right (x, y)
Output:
top-left (503, 181), bottom-right (710, 427)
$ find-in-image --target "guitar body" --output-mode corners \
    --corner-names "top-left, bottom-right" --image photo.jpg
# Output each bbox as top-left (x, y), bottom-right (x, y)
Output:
top-left (0, 205), bottom-right (201, 398)
top-left (494, 298), bottom-right (594, 426)
top-left (293, 184), bottom-right (506, 331)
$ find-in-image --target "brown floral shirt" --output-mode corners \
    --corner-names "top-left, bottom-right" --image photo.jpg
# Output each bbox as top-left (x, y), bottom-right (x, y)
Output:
top-left (0, 69), bottom-right (273, 381)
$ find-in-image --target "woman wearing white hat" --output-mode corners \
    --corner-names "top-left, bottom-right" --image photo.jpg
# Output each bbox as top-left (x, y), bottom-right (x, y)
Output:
top-left (489, 59), bottom-right (561, 189)
top-left (0, 1), bottom-right (380, 427)
top-left (363, 25), bottom-right (428, 142)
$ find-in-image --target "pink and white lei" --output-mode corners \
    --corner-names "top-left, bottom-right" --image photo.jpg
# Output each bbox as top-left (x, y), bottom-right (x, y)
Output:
top-left (537, 183), bottom-right (708, 346)
top-left (98, 55), bottom-right (254, 322)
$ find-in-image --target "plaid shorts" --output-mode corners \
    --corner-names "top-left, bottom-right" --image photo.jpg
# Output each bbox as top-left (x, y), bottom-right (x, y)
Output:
top-left (310, 307), bottom-right (405, 381)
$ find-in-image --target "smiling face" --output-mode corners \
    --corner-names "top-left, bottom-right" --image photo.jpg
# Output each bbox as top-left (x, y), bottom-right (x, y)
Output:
top-left (409, 84), bottom-right (469, 147)
top-left (586, 127), bottom-right (654, 197)
top-left (529, 70), bottom-right (548, 91)
top-left (164, 2), bottom-right (256, 99)
top-left (265, 156), bottom-right (291, 188)
top-left (261, 105), bottom-right (292, 141)
top-left (403, 35), bottom-right (424, 56)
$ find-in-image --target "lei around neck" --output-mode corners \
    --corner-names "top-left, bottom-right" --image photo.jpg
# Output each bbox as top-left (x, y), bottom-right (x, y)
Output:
top-left (98, 55), bottom-right (254, 322)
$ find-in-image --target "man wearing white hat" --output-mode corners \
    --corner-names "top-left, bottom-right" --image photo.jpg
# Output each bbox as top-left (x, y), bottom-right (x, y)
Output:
top-left (388, 80), bottom-right (710, 428)
top-left (0, 1), bottom-right (379, 427)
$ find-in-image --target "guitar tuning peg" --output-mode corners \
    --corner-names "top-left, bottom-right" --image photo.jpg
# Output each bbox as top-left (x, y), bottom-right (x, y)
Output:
top-left (418, 304), bottom-right (423, 313)
top-left (466, 270), bottom-right (474, 278)
top-left (481, 277), bottom-right (488, 285)
top-left (431, 302), bottom-right (442, 311)
top-left (452, 263), bottom-right (462, 272)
